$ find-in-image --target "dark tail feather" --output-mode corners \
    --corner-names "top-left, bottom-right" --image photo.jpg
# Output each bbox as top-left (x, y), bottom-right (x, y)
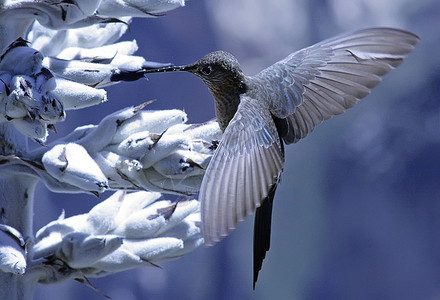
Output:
top-left (253, 183), bottom-right (277, 289)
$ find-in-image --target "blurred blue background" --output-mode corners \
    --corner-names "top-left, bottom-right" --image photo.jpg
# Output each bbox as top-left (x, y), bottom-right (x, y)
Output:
top-left (33, 0), bottom-right (440, 299)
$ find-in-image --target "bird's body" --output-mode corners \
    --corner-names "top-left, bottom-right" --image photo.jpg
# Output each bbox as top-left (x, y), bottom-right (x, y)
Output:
top-left (144, 27), bottom-right (419, 288)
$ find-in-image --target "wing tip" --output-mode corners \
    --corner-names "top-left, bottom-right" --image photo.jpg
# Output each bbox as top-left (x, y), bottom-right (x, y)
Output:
top-left (202, 219), bottom-right (242, 246)
top-left (202, 237), bottom-right (216, 247)
top-left (345, 27), bottom-right (420, 44)
top-left (201, 230), bottom-right (228, 246)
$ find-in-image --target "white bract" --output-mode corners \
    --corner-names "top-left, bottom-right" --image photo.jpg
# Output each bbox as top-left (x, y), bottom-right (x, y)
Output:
top-left (42, 143), bottom-right (109, 193)
top-left (33, 191), bottom-right (202, 275)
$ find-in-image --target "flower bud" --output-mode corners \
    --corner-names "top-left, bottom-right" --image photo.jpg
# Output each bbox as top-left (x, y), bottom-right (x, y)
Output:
top-left (42, 143), bottom-right (108, 192)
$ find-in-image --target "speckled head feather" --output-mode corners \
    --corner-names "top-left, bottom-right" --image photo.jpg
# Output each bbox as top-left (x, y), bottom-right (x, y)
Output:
top-left (195, 50), bottom-right (242, 72)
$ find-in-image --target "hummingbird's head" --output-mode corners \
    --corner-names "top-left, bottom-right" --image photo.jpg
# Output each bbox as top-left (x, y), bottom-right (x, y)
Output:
top-left (144, 50), bottom-right (248, 95)
top-left (180, 51), bottom-right (248, 97)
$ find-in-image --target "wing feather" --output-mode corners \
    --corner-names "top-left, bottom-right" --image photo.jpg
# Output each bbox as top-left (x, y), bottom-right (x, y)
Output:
top-left (200, 96), bottom-right (284, 245)
top-left (254, 27), bottom-right (419, 144)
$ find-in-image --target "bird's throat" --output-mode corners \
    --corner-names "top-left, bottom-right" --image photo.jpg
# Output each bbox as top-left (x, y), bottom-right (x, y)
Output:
top-left (212, 92), bottom-right (241, 132)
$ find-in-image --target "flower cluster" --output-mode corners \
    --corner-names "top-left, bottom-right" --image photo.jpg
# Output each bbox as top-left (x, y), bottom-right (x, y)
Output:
top-left (0, 103), bottom-right (219, 278)
top-left (1, 0), bottom-right (184, 39)
top-left (32, 190), bottom-right (202, 278)
top-left (0, 0), bottom-right (186, 143)
top-left (32, 103), bottom-right (221, 195)
top-left (0, 0), bottom-right (221, 287)
top-left (28, 19), bottom-right (176, 110)
top-left (0, 39), bottom-right (65, 143)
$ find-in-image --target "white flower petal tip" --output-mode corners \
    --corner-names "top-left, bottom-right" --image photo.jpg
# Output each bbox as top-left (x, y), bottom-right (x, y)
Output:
top-left (42, 143), bottom-right (108, 192)
top-left (52, 78), bottom-right (107, 110)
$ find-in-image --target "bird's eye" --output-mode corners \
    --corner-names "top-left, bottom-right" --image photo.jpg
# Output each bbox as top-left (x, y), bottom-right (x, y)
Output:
top-left (200, 66), bottom-right (212, 75)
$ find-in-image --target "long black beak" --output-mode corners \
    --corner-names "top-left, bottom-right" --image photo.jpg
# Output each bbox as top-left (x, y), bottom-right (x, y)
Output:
top-left (143, 64), bottom-right (195, 74)
top-left (110, 63), bottom-right (195, 82)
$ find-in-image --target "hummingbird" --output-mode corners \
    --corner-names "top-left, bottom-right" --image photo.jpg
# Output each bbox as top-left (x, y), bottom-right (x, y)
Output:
top-left (143, 28), bottom-right (419, 288)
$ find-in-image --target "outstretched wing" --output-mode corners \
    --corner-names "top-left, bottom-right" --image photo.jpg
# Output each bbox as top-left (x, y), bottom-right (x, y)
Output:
top-left (256, 27), bottom-right (419, 144)
top-left (199, 95), bottom-right (284, 246)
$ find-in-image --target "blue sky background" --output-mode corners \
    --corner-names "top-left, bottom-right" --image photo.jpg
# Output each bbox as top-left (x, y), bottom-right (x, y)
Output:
top-left (34, 1), bottom-right (440, 299)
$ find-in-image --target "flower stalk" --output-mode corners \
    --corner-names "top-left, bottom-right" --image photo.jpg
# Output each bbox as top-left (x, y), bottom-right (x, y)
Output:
top-left (0, 0), bottom-right (221, 299)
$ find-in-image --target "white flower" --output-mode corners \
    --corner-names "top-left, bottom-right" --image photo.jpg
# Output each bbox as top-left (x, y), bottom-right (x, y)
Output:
top-left (33, 190), bottom-right (202, 275)
top-left (0, 39), bottom-right (65, 143)
top-left (56, 233), bottom-right (123, 269)
top-left (42, 143), bottom-right (109, 193)
top-left (28, 19), bottom-right (131, 57)
top-left (50, 77), bottom-right (108, 110)
top-left (35, 102), bottom-right (221, 195)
